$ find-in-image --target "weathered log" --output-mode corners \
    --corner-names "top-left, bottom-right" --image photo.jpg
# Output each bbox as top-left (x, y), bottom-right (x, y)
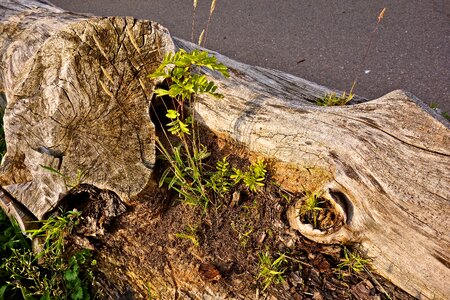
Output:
top-left (0, 0), bottom-right (174, 221)
top-left (0, 1), bottom-right (449, 299)
top-left (179, 39), bottom-right (450, 299)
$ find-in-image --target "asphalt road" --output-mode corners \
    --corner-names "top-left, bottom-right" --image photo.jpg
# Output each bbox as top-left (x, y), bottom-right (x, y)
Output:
top-left (50, 0), bottom-right (449, 111)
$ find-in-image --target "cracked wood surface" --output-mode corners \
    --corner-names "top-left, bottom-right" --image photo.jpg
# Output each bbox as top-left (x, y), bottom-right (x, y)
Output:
top-left (0, 0), bottom-right (175, 220)
top-left (176, 39), bottom-right (450, 299)
top-left (0, 1), bottom-right (448, 299)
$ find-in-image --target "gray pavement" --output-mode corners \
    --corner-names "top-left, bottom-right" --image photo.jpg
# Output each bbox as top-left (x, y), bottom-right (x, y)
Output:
top-left (50, 0), bottom-right (449, 111)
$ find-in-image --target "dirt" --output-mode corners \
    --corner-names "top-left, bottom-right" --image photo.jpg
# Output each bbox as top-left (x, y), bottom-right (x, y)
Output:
top-left (67, 128), bottom-right (416, 300)
top-left (87, 180), bottom-right (414, 299)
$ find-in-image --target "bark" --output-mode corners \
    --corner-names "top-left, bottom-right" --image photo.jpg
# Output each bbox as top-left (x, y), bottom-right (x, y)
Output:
top-left (0, 1), bottom-right (449, 299)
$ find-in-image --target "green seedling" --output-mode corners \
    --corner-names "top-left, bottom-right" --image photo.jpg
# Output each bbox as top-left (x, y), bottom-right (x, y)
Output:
top-left (206, 156), bottom-right (233, 197)
top-left (230, 221), bottom-right (254, 247)
top-left (175, 224), bottom-right (200, 247)
top-left (149, 49), bottom-right (229, 104)
top-left (256, 251), bottom-right (288, 291)
top-left (297, 191), bottom-right (324, 228)
top-left (316, 8), bottom-right (386, 106)
top-left (335, 247), bottom-right (392, 298)
top-left (336, 247), bottom-right (370, 278)
top-left (315, 92), bottom-right (354, 106)
top-left (429, 102), bottom-right (450, 120)
top-left (1, 209), bottom-right (95, 299)
top-left (231, 159), bottom-right (267, 192)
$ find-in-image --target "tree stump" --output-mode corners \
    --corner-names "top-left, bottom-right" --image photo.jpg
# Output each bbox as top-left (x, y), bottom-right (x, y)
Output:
top-left (0, 1), bottom-right (449, 299)
top-left (0, 0), bottom-right (174, 222)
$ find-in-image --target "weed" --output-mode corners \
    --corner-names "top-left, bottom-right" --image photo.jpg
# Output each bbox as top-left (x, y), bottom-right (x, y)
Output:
top-left (0, 209), bottom-right (96, 299)
top-left (429, 102), bottom-right (439, 109)
top-left (315, 92), bottom-right (354, 107)
top-left (256, 251), bottom-right (288, 291)
top-left (64, 249), bottom-right (96, 300)
top-left (335, 247), bottom-right (392, 299)
top-left (205, 156), bottom-right (233, 197)
top-left (150, 49), bottom-right (229, 211)
top-left (231, 159), bottom-right (267, 192)
top-left (316, 8), bottom-right (386, 106)
top-left (150, 49), bottom-right (267, 212)
top-left (201, 0), bottom-right (218, 46)
top-left (230, 221), bottom-right (254, 247)
top-left (175, 224), bottom-right (199, 247)
top-left (191, 0), bottom-right (198, 42)
top-left (297, 191), bottom-right (324, 228)
top-left (0, 208), bottom-right (30, 252)
top-left (0, 209), bottom-right (32, 299)
top-left (28, 210), bottom-right (82, 262)
top-left (348, 8), bottom-right (386, 97)
top-left (336, 247), bottom-right (370, 278)
top-left (429, 102), bottom-right (450, 120)
top-left (149, 49), bottom-right (229, 103)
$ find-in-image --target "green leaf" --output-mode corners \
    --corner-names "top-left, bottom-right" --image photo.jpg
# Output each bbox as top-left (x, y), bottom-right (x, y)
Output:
top-left (39, 165), bottom-right (65, 177)
top-left (153, 88), bottom-right (170, 97)
top-left (71, 286), bottom-right (84, 300)
top-left (178, 121), bottom-right (190, 135)
top-left (166, 110), bottom-right (179, 120)
top-left (0, 285), bottom-right (9, 300)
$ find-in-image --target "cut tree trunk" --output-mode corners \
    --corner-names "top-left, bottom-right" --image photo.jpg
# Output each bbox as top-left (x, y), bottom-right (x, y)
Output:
top-left (0, 0), bottom-right (174, 222)
top-left (0, 1), bottom-right (449, 299)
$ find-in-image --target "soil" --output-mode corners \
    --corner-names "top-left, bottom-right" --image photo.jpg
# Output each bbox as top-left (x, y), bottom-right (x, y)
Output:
top-left (71, 128), bottom-right (416, 300)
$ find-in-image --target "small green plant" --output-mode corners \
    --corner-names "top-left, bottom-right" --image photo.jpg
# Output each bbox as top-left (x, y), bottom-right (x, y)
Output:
top-left (231, 159), bottom-right (267, 192)
top-left (316, 8), bottom-right (386, 106)
top-left (230, 221), bottom-right (254, 247)
top-left (0, 209), bottom-right (32, 299)
top-left (443, 111), bottom-right (450, 120)
top-left (28, 210), bottom-right (82, 262)
top-left (429, 102), bottom-right (439, 109)
top-left (174, 224), bottom-right (199, 247)
top-left (429, 102), bottom-right (450, 121)
top-left (336, 247), bottom-right (392, 299)
top-left (150, 49), bottom-right (229, 211)
top-left (0, 209), bottom-right (96, 299)
top-left (315, 92), bottom-right (354, 106)
top-left (149, 49), bottom-right (229, 103)
top-left (206, 156), bottom-right (233, 197)
top-left (297, 190), bottom-right (324, 228)
top-left (336, 247), bottom-right (370, 278)
top-left (256, 251), bottom-right (288, 291)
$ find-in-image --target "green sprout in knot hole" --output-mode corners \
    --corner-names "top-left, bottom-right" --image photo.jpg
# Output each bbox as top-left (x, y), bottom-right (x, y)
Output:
top-left (297, 190), bottom-right (324, 229)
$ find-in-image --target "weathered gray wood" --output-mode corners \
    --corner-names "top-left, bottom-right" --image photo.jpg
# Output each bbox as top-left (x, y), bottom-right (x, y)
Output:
top-left (0, 0), bottom-right (174, 220)
top-left (0, 1), bottom-right (448, 299)
top-left (175, 39), bottom-right (450, 300)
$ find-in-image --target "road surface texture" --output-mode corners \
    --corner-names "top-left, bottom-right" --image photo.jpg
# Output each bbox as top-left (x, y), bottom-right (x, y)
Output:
top-left (50, 0), bottom-right (449, 111)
